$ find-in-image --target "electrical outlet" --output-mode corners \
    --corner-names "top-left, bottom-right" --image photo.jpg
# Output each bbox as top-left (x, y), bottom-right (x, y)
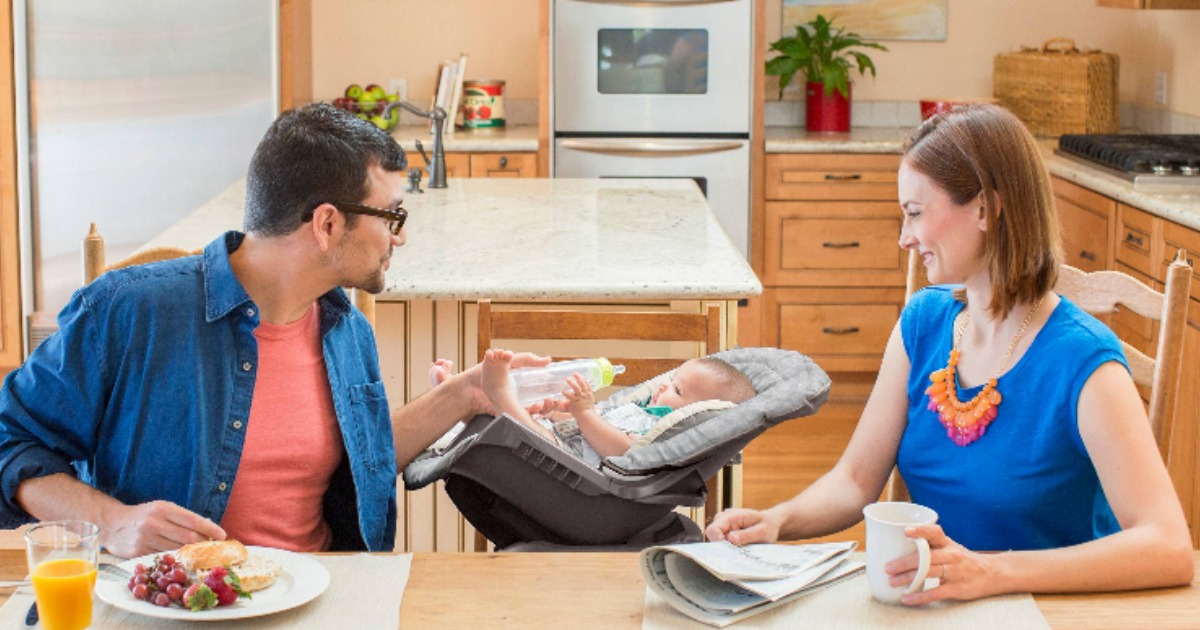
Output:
top-left (1155, 73), bottom-right (1167, 106)
top-left (388, 78), bottom-right (408, 103)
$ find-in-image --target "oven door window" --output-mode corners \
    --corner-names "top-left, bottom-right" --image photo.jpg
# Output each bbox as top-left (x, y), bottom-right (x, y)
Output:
top-left (597, 29), bottom-right (708, 95)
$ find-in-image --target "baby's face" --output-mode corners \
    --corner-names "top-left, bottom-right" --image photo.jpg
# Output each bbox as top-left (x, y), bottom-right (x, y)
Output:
top-left (650, 361), bottom-right (717, 409)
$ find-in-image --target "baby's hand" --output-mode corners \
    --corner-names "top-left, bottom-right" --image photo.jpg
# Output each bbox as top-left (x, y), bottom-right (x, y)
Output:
top-left (563, 373), bottom-right (595, 413)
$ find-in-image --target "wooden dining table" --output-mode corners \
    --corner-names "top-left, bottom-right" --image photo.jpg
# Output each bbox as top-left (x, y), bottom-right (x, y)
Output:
top-left (1, 550), bottom-right (1198, 628)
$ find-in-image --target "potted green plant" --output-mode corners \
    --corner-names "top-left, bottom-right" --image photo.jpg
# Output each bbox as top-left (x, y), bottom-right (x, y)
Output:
top-left (766, 14), bottom-right (887, 133)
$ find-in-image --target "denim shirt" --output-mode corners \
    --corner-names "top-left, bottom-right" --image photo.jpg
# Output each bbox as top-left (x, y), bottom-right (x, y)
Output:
top-left (0, 232), bottom-right (397, 551)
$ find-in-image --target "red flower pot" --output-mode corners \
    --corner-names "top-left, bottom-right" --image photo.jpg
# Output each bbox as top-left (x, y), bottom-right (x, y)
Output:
top-left (805, 81), bottom-right (851, 133)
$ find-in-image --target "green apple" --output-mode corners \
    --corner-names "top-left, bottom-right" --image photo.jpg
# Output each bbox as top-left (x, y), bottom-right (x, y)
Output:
top-left (344, 84), bottom-right (364, 100)
top-left (369, 115), bottom-right (389, 130)
top-left (365, 84), bottom-right (386, 101)
top-left (357, 92), bottom-right (379, 116)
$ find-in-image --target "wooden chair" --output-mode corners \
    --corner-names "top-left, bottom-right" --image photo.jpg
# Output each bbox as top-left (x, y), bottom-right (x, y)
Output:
top-left (84, 223), bottom-right (377, 328)
top-left (886, 249), bottom-right (1191, 502)
top-left (473, 299), bottom-right (723, 550)
top-left (83, 223), bottom-right (200, 284)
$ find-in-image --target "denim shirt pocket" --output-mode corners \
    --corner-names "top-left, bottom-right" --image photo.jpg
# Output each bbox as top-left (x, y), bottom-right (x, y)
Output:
top-left (347, 381), bottom-right (392, 473)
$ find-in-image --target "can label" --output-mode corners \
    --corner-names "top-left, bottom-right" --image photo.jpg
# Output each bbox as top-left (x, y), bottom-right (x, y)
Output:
top-left (463, 81), bottom-right (505, 129)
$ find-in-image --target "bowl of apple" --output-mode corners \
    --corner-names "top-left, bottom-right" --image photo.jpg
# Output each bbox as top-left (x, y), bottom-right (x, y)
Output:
top-left (333, 83), bottom-right (401, 131)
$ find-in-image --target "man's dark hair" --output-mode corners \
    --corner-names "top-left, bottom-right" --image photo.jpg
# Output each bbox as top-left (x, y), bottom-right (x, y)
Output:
top-left (244, 102), bottom-right (407, 236)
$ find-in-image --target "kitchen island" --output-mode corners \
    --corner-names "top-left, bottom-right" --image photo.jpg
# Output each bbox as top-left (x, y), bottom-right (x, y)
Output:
top-left (141, 176), bottom-right (761, 553)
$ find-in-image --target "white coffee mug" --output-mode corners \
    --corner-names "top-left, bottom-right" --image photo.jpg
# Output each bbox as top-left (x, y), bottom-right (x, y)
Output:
top-left (862, 501), bottom-right (938, 604)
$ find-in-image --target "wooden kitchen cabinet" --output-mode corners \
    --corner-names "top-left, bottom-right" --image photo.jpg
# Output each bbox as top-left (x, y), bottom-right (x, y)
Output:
top-left (0, 1), bottom-right (20, 376)
top-left (1097, 0), bottom-right (1200, 8)
top-left (469, 153), bottom-right (537, 178)
top-left (1053, 177), bottom-right (1115, 272)
top-left (760, 154), bottom-right (903, 368)
top-left (415, 152), bottom-right (538, 180)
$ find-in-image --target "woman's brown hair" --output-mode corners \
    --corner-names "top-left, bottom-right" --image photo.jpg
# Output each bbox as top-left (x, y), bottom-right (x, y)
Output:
top-left (901, 104), bottom-right (1061, 319)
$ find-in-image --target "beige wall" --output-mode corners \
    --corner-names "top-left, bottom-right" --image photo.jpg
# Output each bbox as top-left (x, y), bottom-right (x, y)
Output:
top-left (311, 0), bottom-right (540, 102)
top-left (311, 0), bottom-right (1200, 117)
top-left (765, 0), bottom-right (1200, 116)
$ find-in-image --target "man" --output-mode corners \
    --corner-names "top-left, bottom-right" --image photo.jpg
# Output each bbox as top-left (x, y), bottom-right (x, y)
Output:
top-left (0, 103), bottom-right (544, 557)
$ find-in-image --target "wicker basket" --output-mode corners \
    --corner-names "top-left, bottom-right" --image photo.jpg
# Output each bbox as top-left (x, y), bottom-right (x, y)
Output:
top-left (993, 38), bottom-right (1119, 137)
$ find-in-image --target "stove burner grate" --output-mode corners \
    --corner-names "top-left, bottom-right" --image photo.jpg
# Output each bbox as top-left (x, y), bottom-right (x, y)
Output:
top-left (1058, 134), bottom-right (1200, 175)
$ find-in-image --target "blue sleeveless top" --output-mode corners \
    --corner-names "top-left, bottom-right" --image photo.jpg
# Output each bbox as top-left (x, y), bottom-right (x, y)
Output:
top-left (898, 287), bottom-right (1123, 551)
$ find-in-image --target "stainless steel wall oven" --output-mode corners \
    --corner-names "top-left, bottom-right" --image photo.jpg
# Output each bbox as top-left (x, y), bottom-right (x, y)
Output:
top-left (552, 0), bottom-right (753, 258)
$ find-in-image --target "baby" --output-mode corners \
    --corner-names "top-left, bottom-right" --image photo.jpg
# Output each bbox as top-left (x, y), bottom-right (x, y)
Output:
top-left (476, 349), bottom-right (756, 460)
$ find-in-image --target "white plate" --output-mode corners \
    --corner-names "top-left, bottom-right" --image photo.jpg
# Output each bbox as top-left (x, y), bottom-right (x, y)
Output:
top-left (95, 546), bottom-right (330, 621)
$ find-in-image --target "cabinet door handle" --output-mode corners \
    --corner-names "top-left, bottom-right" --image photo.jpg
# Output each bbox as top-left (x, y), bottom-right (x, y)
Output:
top-left (1079, 250), bottom-right (1097, 262)
top-left (499, 156), bottom-right (508, 168)
top-left (1125, 233), bottom-right (1145, 247)
top-left (824, 173), bottom-right (862, 181)
top-left (823, 241), bottom-right (860, 249)
top-left (822, 326), bottom-right (860, 335)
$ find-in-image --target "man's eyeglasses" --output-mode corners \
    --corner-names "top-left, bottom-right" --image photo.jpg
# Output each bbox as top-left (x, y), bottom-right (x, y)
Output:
top-left (306, 201), bottom-right (407, 236)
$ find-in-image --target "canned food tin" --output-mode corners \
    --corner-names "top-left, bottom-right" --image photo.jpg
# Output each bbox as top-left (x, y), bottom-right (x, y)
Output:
top-left (463, 80), bottom-right (505, 129)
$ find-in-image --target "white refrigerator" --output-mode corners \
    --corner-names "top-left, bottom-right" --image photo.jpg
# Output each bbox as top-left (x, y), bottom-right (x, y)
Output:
top-left (15, 0), bottom-right (276, 335)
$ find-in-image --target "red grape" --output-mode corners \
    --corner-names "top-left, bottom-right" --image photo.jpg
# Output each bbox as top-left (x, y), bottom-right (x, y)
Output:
top-left (131, 584), bottom-right (149, 601)
top-left (170, 568), bottom-right (188, 584)
top-left (160, 554), bottom-right (175, 568)
top-left (152, 592), bottom-right (171, 607)
top-left (166, 583), bottom-right (184, 602)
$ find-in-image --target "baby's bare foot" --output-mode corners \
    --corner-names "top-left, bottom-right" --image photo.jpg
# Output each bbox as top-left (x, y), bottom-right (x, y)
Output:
top-left (428, 359), bottom-right (454, 389)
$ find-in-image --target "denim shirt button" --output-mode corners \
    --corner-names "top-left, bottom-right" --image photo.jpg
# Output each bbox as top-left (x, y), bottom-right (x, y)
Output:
top-left (241, 362), bottom-right (252, 372)
top-left (232, 420), bottom-right (243, 430)
top-left (245, 307), bottom-right (256, 318)
top-left (218, 482), bottom-right (228, 492)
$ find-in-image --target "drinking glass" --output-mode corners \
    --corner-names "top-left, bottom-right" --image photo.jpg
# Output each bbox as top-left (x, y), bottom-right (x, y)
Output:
top-left (25, 521), bottom-right (100, 630)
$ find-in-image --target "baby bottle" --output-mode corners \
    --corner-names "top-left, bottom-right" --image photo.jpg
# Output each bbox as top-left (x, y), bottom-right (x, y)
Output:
top-left (509, 357), bottom-right (625, 407)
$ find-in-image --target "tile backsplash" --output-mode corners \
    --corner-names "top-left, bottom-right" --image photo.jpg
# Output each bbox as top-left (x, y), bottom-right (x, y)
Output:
top-left (767, 100), bottom-right (1200, 134)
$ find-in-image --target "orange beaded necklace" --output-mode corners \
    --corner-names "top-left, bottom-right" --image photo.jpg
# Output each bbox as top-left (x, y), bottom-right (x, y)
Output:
top-left (924, 297), bottom-right (1044, 447)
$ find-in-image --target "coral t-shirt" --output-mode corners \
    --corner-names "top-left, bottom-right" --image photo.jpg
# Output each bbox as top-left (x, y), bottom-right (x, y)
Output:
top-left (221, 303), bottom-right (344, 551)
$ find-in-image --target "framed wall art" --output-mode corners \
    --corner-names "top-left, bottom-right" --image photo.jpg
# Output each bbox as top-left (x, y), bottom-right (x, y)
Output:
top-left (783, 0), bottom-right (947, 42)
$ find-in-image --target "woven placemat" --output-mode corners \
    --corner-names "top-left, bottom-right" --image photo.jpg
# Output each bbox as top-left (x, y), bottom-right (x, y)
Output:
top-left (643, 571), bottom-right (1050, 629)
top-left (0, 553), bottom-right (412, 629)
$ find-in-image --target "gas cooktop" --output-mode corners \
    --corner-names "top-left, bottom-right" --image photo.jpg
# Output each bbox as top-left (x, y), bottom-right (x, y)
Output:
top-left (1054, 134), bottom-right (1200, 192)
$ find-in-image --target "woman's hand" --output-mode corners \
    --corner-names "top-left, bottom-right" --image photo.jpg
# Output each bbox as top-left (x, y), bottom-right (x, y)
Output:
top-left (704, 508), bottom-right (783, 546)
top-left (887, 523), bottom-right (1001, 605)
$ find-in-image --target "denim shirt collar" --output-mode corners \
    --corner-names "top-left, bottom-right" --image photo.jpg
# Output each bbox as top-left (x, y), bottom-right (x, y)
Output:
top-left (202, 231), bottom-right (352, 325)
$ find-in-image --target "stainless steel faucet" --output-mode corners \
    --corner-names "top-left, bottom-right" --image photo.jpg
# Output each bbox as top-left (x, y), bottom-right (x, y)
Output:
top-left (381, 99), bottom-right (448, 189)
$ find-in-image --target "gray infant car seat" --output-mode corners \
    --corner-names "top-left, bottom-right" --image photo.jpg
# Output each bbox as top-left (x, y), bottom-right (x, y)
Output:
top-left (402, 347), bottom-right (831, 551)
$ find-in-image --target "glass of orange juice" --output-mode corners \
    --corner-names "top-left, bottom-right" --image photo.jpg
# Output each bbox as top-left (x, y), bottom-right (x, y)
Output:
top-left (25, 521), bottom-right (100, 630)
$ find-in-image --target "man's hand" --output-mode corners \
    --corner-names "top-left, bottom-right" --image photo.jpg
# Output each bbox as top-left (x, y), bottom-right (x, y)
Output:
top-left (102, 500), bottom-right (226, 559)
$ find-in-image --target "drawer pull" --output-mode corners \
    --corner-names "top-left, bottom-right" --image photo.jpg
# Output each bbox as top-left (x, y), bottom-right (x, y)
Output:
top-left (500, 156), bottom-right (508, 168)
top-left (1124, 233), bottom-right (1145, 247)
top-left (824, 173), bottom-right (862, 181)
top-left (822, 241), bottom-right (860, 249)
top-left (1079, 250), bottom-right (1097, 262)
top-left (822, 326), bottom-right (860, 335)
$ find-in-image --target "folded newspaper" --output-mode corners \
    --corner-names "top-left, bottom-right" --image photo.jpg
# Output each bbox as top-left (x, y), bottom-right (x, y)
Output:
top-left (639, 541), bottom-right (864, 627)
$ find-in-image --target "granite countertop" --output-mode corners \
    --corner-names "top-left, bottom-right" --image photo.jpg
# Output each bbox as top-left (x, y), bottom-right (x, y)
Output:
top-left (389, 124), bottom-right (537, 153)
top-left (765, 126), bottom-right (1200, 231)
top-left (141, 178), bottom-right (761, 302)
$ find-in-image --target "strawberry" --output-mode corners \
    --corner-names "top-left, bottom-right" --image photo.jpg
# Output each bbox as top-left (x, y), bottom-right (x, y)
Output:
top-left (204, 565), bottom-right (252, 607)
top-left (183, 583), bottom-right (217, 612)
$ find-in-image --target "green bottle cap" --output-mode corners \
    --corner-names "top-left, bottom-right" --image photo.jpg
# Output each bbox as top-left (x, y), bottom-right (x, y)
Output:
top-left (596, 357), bottom-right (625, 388)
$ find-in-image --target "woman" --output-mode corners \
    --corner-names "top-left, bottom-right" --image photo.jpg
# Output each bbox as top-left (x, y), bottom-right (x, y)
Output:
top-left (707, 104), bottom-right (1193, 604)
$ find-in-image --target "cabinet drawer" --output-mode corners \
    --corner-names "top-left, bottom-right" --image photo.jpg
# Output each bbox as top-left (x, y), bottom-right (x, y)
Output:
top-left (766, 154), bottom-right (900, 201)
top-left (1053, 178), bottom-right (1113, 272)
top-left (441, 153), bottom-right (471, 179)
top-left (1162, 220), bottom-right (1200, 311)
top-left (764, 201), bottom-right (905, 286)
top-left (470, 152), bottom-right (537, 178)
top-left (1115, 204), bottom-right (1160, 279)
top-left (763, 287), bottom-right (905, 372)
top-left (1110, 262), bottom-right (1158, 352)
